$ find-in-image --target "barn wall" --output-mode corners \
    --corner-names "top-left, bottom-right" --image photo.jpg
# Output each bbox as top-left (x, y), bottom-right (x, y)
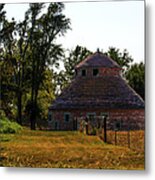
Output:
top-left (48, 109), bottom-right (144, 131)
top-left (107, 109), bottom-right (145, 130)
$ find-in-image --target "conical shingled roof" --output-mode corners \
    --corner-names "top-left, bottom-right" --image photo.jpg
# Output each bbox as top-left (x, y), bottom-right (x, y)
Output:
top-left (50, 52), bottom-right (144, 110)
top-left (75, 52), bottom-right (120, 69)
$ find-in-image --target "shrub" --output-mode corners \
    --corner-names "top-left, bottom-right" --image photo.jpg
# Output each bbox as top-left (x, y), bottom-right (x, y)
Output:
top-left (0, 117), bottom-right (22, 134)
top-left (0, 110), bottom-right (6, 119)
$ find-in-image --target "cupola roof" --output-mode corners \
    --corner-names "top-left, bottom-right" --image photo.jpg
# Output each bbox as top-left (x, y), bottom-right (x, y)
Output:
top-left (75, 51), bottom-right (120, 69)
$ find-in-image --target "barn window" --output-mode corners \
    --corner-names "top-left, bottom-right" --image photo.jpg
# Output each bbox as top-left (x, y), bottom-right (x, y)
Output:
top-left (64, 113), bottom-right (70, 122)
top-left (87, 113), bottom-right (96, 121)
top-left (55, 121), bottom-right (58, 130)
top-left (114, 120), bottom-right (121, 131)
top-left (93, 69), bottom-right (99, 76)
top-left (48, 112), bottom-right (52, 122)
top-left (81, 69), bottom-right (86, 76)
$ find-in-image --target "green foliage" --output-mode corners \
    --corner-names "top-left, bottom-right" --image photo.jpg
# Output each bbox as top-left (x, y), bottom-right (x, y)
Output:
top-left (125, 62), bottom-right (145, 99)
top-left (26, 2), bottom-right (70, 129)
top-left (0, 110), bottom-right (7, 119)
top-left (0, 2), bottom-right (70, 129)
top-left (104, 47), bottom-right (133, 76)
top-left (0, 117), bottom-right (22, 134)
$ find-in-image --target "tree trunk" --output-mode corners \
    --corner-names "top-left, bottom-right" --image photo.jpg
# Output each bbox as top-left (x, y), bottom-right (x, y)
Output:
top-left (30, 103), bottom-right (36, 130)
top-left (30, 85), bottom-right (36, 130)
top-left (30, 88), bottom-right (39, 130)
top-left (17, 91), bottom-right (22, 125)
top-left (30, 54), bottom-right (36, 130)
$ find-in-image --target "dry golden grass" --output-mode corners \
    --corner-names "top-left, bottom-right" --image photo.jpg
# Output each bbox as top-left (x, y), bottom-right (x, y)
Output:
top-left (105, 130), bottom-right (144, 151)
top-left (0, 129), bottom-right (144, 169)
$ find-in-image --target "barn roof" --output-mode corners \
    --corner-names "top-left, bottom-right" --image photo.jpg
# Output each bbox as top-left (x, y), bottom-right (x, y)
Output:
top-left (50, 52), bottom-right (144, 110)
top-left (75, 51), bottom-right (120, 69)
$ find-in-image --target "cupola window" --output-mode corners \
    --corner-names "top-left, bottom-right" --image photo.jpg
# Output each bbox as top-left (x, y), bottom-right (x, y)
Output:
top-left (81, 69), bottom-right (86, 76)
top-left (93, 69), bottom-right (99, 76)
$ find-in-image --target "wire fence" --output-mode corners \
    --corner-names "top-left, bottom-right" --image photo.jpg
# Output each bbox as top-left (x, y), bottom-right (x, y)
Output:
top-left (99, 130), bottom-right (144, 151)
top-left (77, 116), bottom-right (144, 151)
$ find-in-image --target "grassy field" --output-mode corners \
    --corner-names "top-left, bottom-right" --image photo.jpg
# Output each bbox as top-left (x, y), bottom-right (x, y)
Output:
top-left (0, 129), bottom-right (144, 170)
top-left (103, 130), bottom-right (144, 151)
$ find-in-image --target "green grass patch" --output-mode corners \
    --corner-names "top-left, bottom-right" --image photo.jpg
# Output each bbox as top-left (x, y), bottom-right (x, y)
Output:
top-left (0, 118), bottom-right (22, 134)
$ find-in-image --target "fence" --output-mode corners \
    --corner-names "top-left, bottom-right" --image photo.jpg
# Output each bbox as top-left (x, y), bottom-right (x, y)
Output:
top-left (77, 116), bottom-right (144, 151)
top-left (99, 130), bottom-right (144, 151)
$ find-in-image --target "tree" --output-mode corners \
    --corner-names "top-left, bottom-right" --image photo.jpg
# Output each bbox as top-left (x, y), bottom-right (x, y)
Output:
top-left (24, 68), bottom-right (55, 128)
top-left (0, 3), bottom-right (70, 129)
top-left (0, 4), bottom-right (33, 124)
top-left (0, 4), bottom-right (19, 120)
top-left (27, 3), bottom-right (70, 129)
top-left (125, 62), bottom-right (145, 100)
top-left (104, 47), bottom-right (133, 76)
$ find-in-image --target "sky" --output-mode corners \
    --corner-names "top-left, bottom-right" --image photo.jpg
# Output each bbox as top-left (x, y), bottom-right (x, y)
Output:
top-left (3, 0), bottom-right (144, 63)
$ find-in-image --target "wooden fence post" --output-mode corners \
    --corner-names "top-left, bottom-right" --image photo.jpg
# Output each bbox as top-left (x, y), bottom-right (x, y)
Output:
top-left (115, 130), bottom-right (117, 145)
top-left (103, 116), bottom-right (107, 143)
top-left (127, 130), bottom-right (130, 148)
top-left (85, 117), bottom-right (89, 135)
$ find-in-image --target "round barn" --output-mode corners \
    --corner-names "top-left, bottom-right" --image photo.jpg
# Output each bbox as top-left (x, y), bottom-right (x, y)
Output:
top-left (48, 51), bottom-right (144, 131)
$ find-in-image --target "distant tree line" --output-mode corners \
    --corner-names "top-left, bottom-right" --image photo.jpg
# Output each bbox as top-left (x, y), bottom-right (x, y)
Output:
top-left (0, 3), bottom-right (144, 130)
